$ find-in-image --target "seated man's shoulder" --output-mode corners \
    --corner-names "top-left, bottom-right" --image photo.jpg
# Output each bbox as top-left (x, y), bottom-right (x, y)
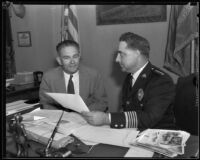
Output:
top-left (150, 66), bottom-right (174, 87)
top-left (43, 66), bottom-right (62, 77)
top-left (80, 64), bottom-right (100, 77)
top-left (151, 65), bottom-right (172, 81)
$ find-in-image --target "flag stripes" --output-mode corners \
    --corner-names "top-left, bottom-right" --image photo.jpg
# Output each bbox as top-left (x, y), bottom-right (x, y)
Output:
top-left (68, 6), bottom-right (78, 32)
top-left (61, 5), bottom-right (79, 43)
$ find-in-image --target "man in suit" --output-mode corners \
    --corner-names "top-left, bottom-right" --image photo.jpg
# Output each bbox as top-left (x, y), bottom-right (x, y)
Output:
top-left (39, 40), bottom-right (108, 112)
top-left (81, 32), bottom-right (175, 130)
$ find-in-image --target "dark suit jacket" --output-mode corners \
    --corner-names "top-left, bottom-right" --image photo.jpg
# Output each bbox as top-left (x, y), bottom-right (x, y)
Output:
top-left (110, 62), bottom-right (176, 130)
top-left (174, 73), bottom-right (198, 135)
top-left (39, 64), bottom-right (108, 111)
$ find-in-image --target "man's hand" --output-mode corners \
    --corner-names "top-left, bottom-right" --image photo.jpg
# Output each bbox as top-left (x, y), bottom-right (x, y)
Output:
top-left (81, 111), bottom-right (110, 126)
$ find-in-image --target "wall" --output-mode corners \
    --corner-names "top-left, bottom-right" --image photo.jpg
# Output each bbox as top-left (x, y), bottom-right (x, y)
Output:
top-left (10, 5), bottom-right (61, 73)
top-left (77, 5), bottom-right (178, 112)
top-left (10, 5), bottom-right (179, 112)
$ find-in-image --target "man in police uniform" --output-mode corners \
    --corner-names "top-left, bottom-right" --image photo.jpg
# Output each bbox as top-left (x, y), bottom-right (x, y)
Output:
top-left (81, 32), bottom-right (175, 130)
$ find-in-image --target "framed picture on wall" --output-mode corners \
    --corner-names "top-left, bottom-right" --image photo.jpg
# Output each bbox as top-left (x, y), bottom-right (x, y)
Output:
top-left (96, 5), bottom-right (167, 25)
top-left (17, 31), bottom-right (32, 47)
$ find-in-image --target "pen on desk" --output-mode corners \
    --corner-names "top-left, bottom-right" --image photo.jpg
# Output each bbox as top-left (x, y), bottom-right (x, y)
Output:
top-left (87, 145), bottom-right (96, 153)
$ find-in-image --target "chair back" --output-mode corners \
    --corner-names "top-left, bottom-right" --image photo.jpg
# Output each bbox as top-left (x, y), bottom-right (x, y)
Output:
top-left (174, 73), bottom-right (198, 135)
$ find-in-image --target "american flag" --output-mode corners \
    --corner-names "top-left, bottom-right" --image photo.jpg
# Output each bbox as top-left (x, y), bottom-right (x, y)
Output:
top-left (61, 5), bottom-right (79, 43)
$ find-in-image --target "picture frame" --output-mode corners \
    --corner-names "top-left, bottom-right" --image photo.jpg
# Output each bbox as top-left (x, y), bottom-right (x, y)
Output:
top-left (96, 5), bottom-right (167, 25)
top-left (17, 31), bottom-right (32, 47)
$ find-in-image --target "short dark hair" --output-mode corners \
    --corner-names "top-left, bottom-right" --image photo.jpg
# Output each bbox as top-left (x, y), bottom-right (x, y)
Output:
top-left (56, 40), bottom-right (80, 55)
top-left (119, 32), bottom-right (150, 58)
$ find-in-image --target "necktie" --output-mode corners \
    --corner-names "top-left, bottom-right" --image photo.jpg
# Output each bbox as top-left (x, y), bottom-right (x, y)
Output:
top-left (128, 76), bottom-right (133, 93)
top-left (67, 75), bottom-right (75, 94)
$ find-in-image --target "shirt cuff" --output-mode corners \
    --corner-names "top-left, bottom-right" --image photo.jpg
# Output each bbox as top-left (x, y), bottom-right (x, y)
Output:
top-left (108, 113), bottom-right (111, 124)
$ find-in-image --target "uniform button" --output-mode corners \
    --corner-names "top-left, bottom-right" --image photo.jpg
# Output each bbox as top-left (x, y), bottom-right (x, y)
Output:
top-left (120, 124), bottom-right (124, 127)
top-left (114, 124), bottom-right (118, 128)
top-left (126, 101), bottom-right (130, 105)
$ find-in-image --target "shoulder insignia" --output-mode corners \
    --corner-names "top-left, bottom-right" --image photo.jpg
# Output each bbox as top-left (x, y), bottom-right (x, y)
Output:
top-left (141, 73), bottom-right (147, 78)
top-left (151, 68), bottom-right (165, 75)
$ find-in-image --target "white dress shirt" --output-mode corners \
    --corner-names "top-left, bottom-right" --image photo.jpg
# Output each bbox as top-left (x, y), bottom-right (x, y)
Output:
top-left (64, 71), bottom-right (79, 94)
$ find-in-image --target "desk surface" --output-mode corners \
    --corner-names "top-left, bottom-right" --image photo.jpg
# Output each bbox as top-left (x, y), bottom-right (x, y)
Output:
top-left (5, 135), bottom-right (199, 158)
top-left (5, 107), bottom-right (199, 158)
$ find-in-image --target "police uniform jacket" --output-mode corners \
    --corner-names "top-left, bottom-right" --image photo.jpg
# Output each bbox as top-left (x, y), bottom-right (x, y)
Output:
top-left (110, 62), bottom-right (175, 130)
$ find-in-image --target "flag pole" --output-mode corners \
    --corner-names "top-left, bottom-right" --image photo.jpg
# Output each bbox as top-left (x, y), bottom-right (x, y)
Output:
top-left (190, 39), bottom-right (195, 73)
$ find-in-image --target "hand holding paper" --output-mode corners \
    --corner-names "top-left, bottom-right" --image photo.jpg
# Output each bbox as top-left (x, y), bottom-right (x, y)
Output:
top-left (45, 93), bottom-right (89, 113)
top-left (81, 111), bottom-right (110, 126)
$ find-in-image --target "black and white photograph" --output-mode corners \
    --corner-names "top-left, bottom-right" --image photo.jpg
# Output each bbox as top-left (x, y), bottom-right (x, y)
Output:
top-left (3, 1), bottom-right (199, 158)
top-left (17, 31), bottom-right (31, 47)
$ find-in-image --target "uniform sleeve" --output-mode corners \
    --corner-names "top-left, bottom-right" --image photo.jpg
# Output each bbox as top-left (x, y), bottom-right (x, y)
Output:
top-left (110, 112), bottom-right (126, 128)
top-left (39, 74), bottom-right (58, 110)
top-left (87, 72), bottom-right (108, 112)
top-left (110, 111), bottom-right (138, 128)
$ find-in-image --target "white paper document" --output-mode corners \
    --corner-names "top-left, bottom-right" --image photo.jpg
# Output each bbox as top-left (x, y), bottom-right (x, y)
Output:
top-left (46, 92), bottom-right (89, 113)
top-left (22, 109), bottom-right (87, 136)
top-left (124, 146), bottom-right (154, 157)
top-left (72, 125), bottom-right (139, 147)
top-left (6, 100), bottom-right (39, 116)
top-left (6, 100), bottom-right (27, 108)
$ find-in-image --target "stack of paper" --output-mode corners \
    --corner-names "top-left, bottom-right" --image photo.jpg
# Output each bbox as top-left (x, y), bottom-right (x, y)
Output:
top-left (21, 109), bottom-right (140, 149)
top-left (22, 109), bottom-right (87, 148)
top-left (130, 129), bottom-right (190, 157)
top-left (6, 100), bottom-right (39, 116)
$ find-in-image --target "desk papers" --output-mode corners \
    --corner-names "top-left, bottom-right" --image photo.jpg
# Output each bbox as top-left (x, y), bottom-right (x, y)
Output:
top-left (72, 125), bottom-right (139, 148)
top-left (6, 100), bottom-right (39, 116)
top-left (46, 92), bottom-right (89, 113)
top-left (124, 146), bottom-right (154, 157)
top-left (130, 129), bottom-right (190, 157)
top-left (22, 109), bottom-right (140, 149)
top-left (22, 109), bottom-right (87, 148)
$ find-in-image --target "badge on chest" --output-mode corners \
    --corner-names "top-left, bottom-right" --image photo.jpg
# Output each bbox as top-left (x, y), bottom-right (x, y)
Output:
top-left (137, 88), bottom-right (144, 101)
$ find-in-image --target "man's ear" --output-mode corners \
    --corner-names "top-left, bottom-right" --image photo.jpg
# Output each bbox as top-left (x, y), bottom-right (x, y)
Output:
top-left (56, 57), bottom-right (62, 65)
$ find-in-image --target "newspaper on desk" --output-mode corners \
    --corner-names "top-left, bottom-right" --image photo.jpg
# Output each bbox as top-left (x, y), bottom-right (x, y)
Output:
top-left (129, 129), bottom-right (190, 157)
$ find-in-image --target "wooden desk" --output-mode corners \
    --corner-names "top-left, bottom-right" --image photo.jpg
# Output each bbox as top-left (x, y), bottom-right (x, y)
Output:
top-left (5, 107), bottom-right (199, 158)
top-left (5, 135), bottom-right (199, 158)
top-left (6, 83), bottom-right (39, 103)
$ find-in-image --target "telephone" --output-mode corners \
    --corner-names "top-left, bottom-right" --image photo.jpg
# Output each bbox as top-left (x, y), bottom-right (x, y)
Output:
top-left (33, 71), bottom-right (43, 86)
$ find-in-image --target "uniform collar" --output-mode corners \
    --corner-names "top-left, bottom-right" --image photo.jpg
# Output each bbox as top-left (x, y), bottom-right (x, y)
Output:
top-left (131, 61), bottom-right (149, 81)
